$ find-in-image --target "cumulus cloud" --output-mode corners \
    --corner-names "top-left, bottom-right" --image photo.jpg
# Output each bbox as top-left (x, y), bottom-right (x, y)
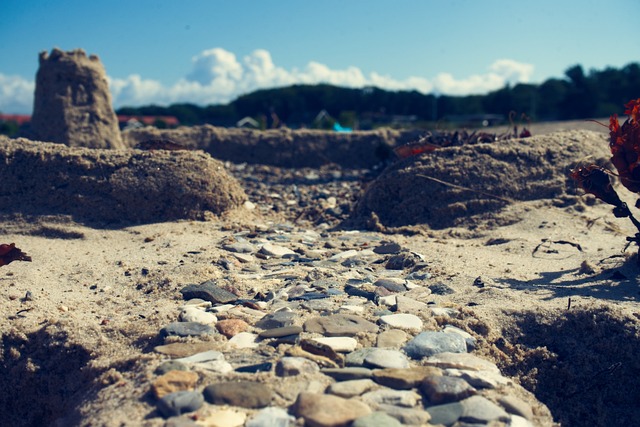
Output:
top-left (0, 73), bottom-right (35, 114)
top-left (0, 48), bottom-right (534, 113)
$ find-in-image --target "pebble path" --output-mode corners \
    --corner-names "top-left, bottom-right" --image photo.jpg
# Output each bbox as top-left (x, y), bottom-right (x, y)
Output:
top-left (148, 222), bottom-right (546, 426)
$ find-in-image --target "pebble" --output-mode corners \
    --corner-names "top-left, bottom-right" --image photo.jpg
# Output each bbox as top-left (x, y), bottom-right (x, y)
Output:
top-left (164, 416), bottom-right (199, 427)
top-left (373, 241), bottom-right (402, 254)
top-left (309, 336), bottom-right (358, 353)
top-left (372, 366), bottom-right (442, 390)
top-left (180, 280), bottom-right (238, 304)
top-left (321, 367), bottom-right (373, 381)
top-left (420, 375), bottom-right (477, 404)
top-left (215, 318), bottom-right (249, 337)
top-left (154, 342), bottom-right (218, 358)
top-left (276, 357), bottom-right (320, 377)
top-left (363, 348), bottom-right (410, 369)
top-left (260, 242), bottom-right (297, 258)
top-left (376, 329), bottom-right (408, 348)
top-left (303, 314), bottom-right (378, 336)
top-left (404, 331), bottom-right (467, 359)
top-left (498, 395), bottom-right (535, 421)
top-left (197, 409), bottom-right (246, 427)
top-left (152, 371), bottom-right (199, 398)
top-left (246, 407), bottom-right (296, 427)
top-left (258, 325), bottom-right (302, 338)
top-left (395, 295), bottom-right (429, 313)
top-left (326, 378), bottom-right (378, 398)
top-left (352, 412), bottom-right (402, 427)
top-left (223, 242), bottom-right (255, 253)
top-left (203, 381), bottom-right (272, 409)
top-left (155, 361), bottom-right (188, 375)
top-left (378, 313), bottom-right (423, 332)
top-left (228, 332), bottom-right (259, 348)
top-left (361, 389), bottom-right (421, 408)
top-left (375, 404), bottom-right (432, 426)
top-left (373, 278), bottom-right (406, 293)
top-left (293, 392), bottom-right (371, 427)
top-left (160, 322), bottom-right (217, 339)
top-left (157, 391), bottom-right (204, 418)
top-left (178, 306), bottom-right (217, 324)
top-left (255, 311), bottom-right (296, 329)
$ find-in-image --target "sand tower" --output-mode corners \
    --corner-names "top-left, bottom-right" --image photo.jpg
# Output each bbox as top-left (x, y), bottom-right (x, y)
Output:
top-left (29, 48), bottom-right (125, 149)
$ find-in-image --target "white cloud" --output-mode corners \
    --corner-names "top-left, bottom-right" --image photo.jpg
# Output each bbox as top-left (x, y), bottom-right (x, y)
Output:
top-left (0, 49), bottom-right (534, 113)
top-left (0, 73), bottom-right (35, 114)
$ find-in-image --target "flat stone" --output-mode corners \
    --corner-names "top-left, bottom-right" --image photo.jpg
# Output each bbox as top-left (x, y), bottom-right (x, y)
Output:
top-left (459, 395), bottom-right (510, 423)
top-left (377, 295), bottom-right (396, 307)
top-left (180, 281), bottom-right (238, 304)
top-left (395, 295), bottom-right (429, 314)
top-left (232, 252), bottom-right (255, 263)
top-left (326, 379), bottom-right (377, 398)
top-left (309, 337), bottom-right (358, 353)
top-left (443, 325), bottom-right (477, 351)
top-left (372, 366), bottom-right (442, 390)
top-left (216, 318), bottom-right (249, 337)
top-left (154, 342), bottom-right (218, 358)
top-left (223, 242), bottom-right (255, 253)
top-left (424, 352), bottom-right (500, 372)
top-left (246, 407), bottom-right (296, 427)
top-left (425, 401), bottom-right (464, 426)
top-left (404, 332), bottom-right (467, 359)
top-left (258, 325), bottom-right (303, 338)
top-left (363, 348), bottom-right (410, 369)
top-left (497, 395), bottom-right (534, 421)
top-left (321, 367), bottom-right (373, 381)
top-left (293, 392), bottom-right (371, 427)
top-left (275, 357), bottom-right (320, 377)
top-left (304, 314), bottom-right (378, 337)
top-left (345, 348), bottom-right (377, 367)
top-left (361, 389), bottom-right (421, 408)
top-left (255, 311), bottom-right (297, 329)
top-left (351, 412), bottom-right (402, 427)
top-left (164, 416), bottom-right (199, 427)
top-left (173, 350), bottom-right (224, 364)
top-left (260, 242), bottom-right (296, 258)
top-left (375, 404), bottom-right (431, 426)
top-left (197, 409), bottom-right (246, 427)
top-left (373, 242), bottom-right (402, 255)
top-left (376, 329), bottom-right (408, 348)
top-left (203, 381), bottom-right (272, 409)
top-left (385, 253), bottom-right (419, 270)
top-left (179, 306), bottom-right (217, 325)
top-left (157, 391), bottom-right (204, 418)
top-left (152, 370), bottom-right (199, 398)
top-left (430, 307), bottom-right (458, 317)
top-left (155, 361), bottom-right (188, 375)
top-left (160, 322), bottom-right (216, 339)
top-left (235, 362), bottom-right (273, 374)
top-left (228, 332), bottom-right (259, 349)
top-left (189, 360), bottom-right (234, 374)
top-left (379, 313), bottom-right (423, 332)
top-left (373, 278), bottom-right (406, 293)
top-left (429, 283), bottom-right (455, 295)
top-left (445, 368), bottom-right (511, 388)
top-left (420, 375), bottom-right (476, 404)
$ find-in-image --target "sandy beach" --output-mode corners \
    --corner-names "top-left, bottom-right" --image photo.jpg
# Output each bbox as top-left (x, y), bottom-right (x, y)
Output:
top-left (1, 120), bottom-right (639, 427)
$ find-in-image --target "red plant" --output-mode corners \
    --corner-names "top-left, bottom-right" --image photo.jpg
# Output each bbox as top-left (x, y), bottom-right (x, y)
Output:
top-left (572, 99), bottom-right (640, 264)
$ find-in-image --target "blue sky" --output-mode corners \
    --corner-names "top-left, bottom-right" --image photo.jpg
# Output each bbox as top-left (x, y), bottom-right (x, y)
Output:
top-left (1, 0), bottom-right (638, 114)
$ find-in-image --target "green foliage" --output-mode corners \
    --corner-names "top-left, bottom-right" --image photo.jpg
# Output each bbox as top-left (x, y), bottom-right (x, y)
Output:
top-left (115, 62), bottom-right (640, 128)
top-left (0, 120), bottom-right (19, 137)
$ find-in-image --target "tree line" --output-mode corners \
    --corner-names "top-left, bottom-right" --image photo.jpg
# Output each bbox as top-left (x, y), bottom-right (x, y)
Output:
top-left (116, 63), bottom-right (640, 129)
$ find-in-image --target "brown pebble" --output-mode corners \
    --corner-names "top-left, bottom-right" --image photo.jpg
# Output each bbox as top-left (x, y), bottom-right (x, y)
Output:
top-left (216, 318), bottom-right (249, 337)
top-left (152, 370), bottom-right (199, 398)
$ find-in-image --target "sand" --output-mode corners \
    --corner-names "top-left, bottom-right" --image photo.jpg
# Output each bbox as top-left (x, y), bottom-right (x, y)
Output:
top-left (1, 121), bottom-right (639, 427)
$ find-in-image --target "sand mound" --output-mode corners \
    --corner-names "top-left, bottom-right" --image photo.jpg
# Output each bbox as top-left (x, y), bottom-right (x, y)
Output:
top-left (27, 48), bottom-right (124, 149)
top-left (0, 136), bottom-right (246, 223)
top-left (353, 130), bottom-right (611, 229)
top-left (123, 125), bottom-right (417, 168)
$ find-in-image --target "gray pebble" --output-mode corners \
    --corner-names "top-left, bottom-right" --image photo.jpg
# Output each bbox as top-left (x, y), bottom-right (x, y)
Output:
top-left (364, 348), bottom-right (410, 369)
top-left (160, 322), bottom-right (216, 339)
top-left (180, 280), bottom-right (237, 304)
top-left (155, 361), bottom-right (188, 375)
top-left (404, 331), bottom-right (467, 359)
top-left (255, 311), bottom-right (296, 329)
top-left (352, 411), bottom-right (402, 427)
top-left (157, 391), bottom-right (204, 418)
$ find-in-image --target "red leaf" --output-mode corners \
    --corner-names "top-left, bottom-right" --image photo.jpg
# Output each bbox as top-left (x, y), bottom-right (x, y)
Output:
top-left (0, 243), bottom-right (32, 267)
